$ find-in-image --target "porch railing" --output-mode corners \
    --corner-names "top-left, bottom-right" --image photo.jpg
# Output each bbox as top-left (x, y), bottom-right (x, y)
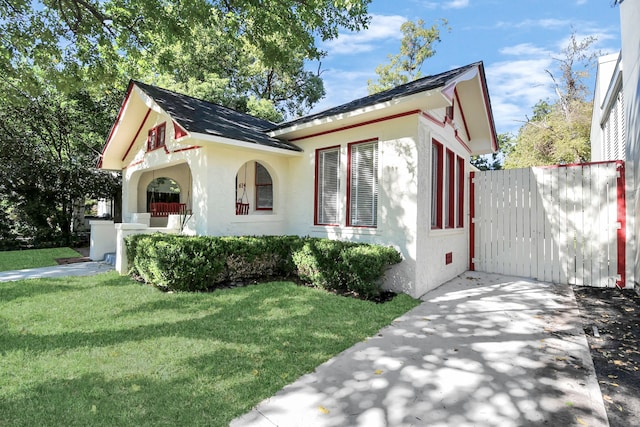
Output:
top-left (150, 202), bottom-right (187, 217)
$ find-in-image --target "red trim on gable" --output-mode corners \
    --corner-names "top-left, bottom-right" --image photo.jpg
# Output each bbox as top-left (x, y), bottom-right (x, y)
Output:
top-left (422, 112), bottom-right (472, 154)
top-left (478, 63), bottom-right (499, 152)
top-left (289, 110), bottom-right (420, 142)
top-left (121, 107), bottom-right (152, 162)
top-left (454, 89), bottom-right (472, 141)
top-left (454, 134), bottom-right (472, 154)
top-left (173, 120), bottom-right (189, 139)
top-left (98, 81), bottom-right (135, 168)
top-left (616, 160), bottom-right (626, 288)
top-left (421, 111), bottom-right (446, 128)
top-left (123, 146), bottom-right (202, 170)
top-left (171, 146), bottom-right (201, 154)
top-left (123, 159), bottom-right (144, 170)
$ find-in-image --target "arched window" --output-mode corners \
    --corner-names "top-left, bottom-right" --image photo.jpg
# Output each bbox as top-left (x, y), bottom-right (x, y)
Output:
top-left (255, 163), bottom-right (273, 210)
top-left (235, 161), bottom-right (273, 215)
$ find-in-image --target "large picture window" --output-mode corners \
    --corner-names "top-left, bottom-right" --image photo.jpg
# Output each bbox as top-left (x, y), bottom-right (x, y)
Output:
top-left (255, 162), bottom-right (273, 210)
top-left (315, 146), bottom-right (341, 225)
top-left (347, 140), bottom-right (378, 227)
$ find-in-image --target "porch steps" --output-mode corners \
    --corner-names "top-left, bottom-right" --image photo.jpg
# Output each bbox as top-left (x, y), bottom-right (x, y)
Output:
top-left (103, 252), bottom-right (116, 266)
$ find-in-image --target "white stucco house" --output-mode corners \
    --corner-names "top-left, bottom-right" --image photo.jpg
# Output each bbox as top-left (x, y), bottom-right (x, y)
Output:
top-left (92, 61), bottom-right (498, 298)
top-left (590, 0), bottom-right (640, 288)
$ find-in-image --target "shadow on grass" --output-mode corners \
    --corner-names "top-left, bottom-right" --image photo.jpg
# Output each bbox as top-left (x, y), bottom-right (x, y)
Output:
top-left (0, 280), bottom-right (415, 427)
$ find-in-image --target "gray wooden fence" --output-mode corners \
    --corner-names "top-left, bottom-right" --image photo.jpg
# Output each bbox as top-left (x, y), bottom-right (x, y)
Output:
top-left (470, 161), bottom-right (626, 287)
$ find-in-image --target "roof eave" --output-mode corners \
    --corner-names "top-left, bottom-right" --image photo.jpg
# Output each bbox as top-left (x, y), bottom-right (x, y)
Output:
top-left (191, 132), bottom-right (303, 156)
top-left (269, 88), bottom-right (447, 138)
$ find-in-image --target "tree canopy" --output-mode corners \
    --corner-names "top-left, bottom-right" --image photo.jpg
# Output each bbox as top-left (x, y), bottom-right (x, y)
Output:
top-left (367, 18), bottom-right (448, 94)
top-left (503, 33), bottom-right (597, 168)
top-left (0, 0), bottom-right (372, 248)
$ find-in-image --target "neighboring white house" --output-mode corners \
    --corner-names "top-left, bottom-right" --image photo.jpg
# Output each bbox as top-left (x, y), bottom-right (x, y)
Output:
top-left (590, 52), bottom-right (625, 162)
top-left (93, 61), bottom-right (497, 298)
top-left (590, 0), bottom-right (640, 289)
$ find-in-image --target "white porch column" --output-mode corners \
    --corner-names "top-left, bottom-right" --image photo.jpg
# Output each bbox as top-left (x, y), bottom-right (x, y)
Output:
top-left (115, 223), bottom-right (151, 275)
top-left (89, 220), bottom-right (116, 261)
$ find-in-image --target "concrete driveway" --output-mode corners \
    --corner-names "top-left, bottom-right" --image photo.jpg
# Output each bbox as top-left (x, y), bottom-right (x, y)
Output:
top-left (231, 272), bottom-right (608, 427)
top-left (0, 261), bottom-right (114, 282)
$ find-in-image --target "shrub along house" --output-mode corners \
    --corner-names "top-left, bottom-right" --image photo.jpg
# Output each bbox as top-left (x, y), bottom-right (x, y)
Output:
top-left (93, 61), bottom-right (497, 298)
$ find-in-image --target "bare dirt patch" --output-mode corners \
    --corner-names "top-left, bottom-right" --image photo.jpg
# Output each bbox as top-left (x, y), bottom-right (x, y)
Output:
top-left (574, 286), bottom-right (640, 427)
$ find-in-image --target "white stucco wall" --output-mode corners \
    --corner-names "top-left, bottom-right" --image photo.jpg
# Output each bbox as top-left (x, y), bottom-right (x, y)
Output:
top-left (116, 104), bottom-right (478, 297)
top-left (415, 115), bottom-right (470, 296)
top-left (620, 0), bottom-right (640, 287)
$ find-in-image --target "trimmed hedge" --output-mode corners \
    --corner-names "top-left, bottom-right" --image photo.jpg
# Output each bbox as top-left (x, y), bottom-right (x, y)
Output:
top-left (125, 234), bottom-right (401, 298)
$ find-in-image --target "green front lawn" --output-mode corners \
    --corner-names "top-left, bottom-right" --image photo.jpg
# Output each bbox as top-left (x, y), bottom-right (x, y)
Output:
top-left (0, 272), bottom-right (419, 426)
top-left (0, 247), bottom-right (82, 271)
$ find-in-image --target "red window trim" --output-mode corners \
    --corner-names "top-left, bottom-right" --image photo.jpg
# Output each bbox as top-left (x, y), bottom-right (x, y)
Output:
top-left (446, 149), bottom-right (455, 229)
top-left (457, 156), bottom-right (465, 228)
top-left (314, 145), bottom-right (341, 226)
top-left (346, 138), bottom-right (379, 228)
top-left (432, 139), bottom-right (444, 229)
top-left (255, 162), bottom-right (273, 211)
top-left (147, 122), bottom-right (166, 152)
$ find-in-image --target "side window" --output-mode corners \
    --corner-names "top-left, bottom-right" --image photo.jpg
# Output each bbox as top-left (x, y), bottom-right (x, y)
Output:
top-left (147, 122), bottom-right (166, 151)
top-left (457, 156), bottom-right (465, 228)
top-left (431, 140), bottom-right (443, 229)
top-left (255, 163), bottom-right (273, 210)
top-left (347, 140), bottom-right (378, 227)
top-left (315, 146), bottom-right (340, 225)
top-left (445, 149), bottom-right (455, 228)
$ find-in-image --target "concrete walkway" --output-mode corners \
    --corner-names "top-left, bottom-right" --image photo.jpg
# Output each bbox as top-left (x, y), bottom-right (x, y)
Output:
top-left (0, 261), bottom-right (114, 282)
top-left (231, 272), bottom-right (608, 427)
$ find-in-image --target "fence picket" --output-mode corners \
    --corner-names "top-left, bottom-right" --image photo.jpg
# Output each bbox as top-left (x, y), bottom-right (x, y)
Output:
top-left (472, 162), bottom-right (620, 287)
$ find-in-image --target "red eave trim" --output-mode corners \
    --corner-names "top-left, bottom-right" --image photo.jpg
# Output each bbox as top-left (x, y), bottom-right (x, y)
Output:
top-left (454, 89), bottom-right (472, 141)
top-left (422, 112), bottom-right (472, 154)
top-left (173, 120), bottom-right (189, 140)
top-left (121, 107), bottom-right (152, 162)
top-left (478, 64), bottom-right (499, 152)
top-left (616, 160), bottom-right (626, 288)
top-left (123, 145), bottom-right (202, 170)
top-left (290, 110), bottom-right (420, 143)
top-left (536, 160), bottom-right (620, 169)
top-left (98, 81), bottom-right (135, 168)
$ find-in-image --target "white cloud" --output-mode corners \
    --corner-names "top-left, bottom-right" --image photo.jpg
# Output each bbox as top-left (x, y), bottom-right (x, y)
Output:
top-left (444, 0), bottom-right (470, 9)
top-left (496, 18), bottom-right (574, 30)
top-left (323, 14), bottom-right (405, 55)
top-left (499, 43), bottom-right (553, 57)
top-left (576, 0), bottom-right (588, 4)
top-left (412, 0), bottom-right (469, 10)
top-left (485, 59), bottom-right (556, 133)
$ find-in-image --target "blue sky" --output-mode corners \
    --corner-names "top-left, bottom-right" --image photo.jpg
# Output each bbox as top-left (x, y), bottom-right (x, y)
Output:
top-left (308, 0), bottom-right (622, 135)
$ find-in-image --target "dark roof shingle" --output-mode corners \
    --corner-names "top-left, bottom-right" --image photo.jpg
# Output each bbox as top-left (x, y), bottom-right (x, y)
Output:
top-left (270, 62), bottom-right (482, 131)
top-left (133, 81), bottom-right (302, 152)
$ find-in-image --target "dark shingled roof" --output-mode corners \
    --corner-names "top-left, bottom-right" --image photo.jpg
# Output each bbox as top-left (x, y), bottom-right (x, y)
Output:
top-left (270, 62), bottom-right (482, 131)
top-left (133, 81), bottom-right (302, 152)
